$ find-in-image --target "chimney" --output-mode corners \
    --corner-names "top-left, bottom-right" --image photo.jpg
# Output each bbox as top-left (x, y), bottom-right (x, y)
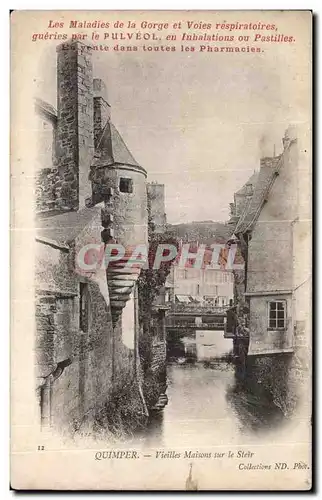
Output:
top-left (56, 41), bottom-right (94, 210)
top-left (147, 183), bottom-right (167, 228)
top-left (283, 125), bottom-right (297, 150)
top-left (93, 78), bottom-right (111, 148)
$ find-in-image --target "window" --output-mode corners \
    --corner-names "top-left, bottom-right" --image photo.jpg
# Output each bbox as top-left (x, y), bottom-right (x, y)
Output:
top-left (203, 284), bottom-right (218, 296)
top-left (119, 177), bottom-right (133, 193)
top-left (175, 268), bottom-right (185, 280)
top-left (80, 283), bottom-right (90, 333)
top-left (186, 268), bottom-right (200, 279)
top-left (204, 295), bottom-right (216, 304)
top-left (268, 301), bottom-right (286, 330)
top-left (221, 272), bottom-right (232, 283)
top-left (205, 270), bottom-right (217, 284)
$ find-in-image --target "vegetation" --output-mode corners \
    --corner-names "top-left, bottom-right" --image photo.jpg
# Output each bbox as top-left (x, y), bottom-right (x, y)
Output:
top-left (137, 206), bottom-right (178, 408)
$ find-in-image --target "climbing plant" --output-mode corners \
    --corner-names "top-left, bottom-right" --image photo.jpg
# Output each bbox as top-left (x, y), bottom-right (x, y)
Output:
top-left (137, 201), bottom-right (178, 390)
top-left (137, 205), bottom-right (178, 324)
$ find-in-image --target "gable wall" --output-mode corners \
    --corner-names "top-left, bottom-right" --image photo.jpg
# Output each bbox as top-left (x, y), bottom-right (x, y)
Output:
top-left (247, 141), bottom-right (298, 294)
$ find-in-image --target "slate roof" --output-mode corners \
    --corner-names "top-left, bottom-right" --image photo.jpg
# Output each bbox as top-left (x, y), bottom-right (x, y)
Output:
top-left (36, 206), bottom-right (102, 245)
top-left (93, 121), bottom-right (145, 172)
top-left (234, 155), bottom-right (282, 235)
top-left (235, 171), bottom-right (259, 196)
top-left (35, 98), bottom-right (143, 171)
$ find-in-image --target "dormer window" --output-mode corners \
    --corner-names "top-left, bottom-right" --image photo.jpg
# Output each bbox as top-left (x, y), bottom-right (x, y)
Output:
top-left (119, 177), bottom-right (133, 193)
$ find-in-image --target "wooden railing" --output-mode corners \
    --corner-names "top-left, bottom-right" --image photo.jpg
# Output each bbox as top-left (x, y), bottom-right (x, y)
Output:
top-left (166, 319), bottom-right (225, 331)
top-left (169, 303), bottom-right (229, 315)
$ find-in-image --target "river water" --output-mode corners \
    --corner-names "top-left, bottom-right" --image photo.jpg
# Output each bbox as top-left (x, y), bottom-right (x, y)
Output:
top-left (143, 331), bottom-right (285, 447)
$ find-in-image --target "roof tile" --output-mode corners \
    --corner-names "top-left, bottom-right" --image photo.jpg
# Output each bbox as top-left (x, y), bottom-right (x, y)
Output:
top-left (36, 206), bottom-right (102, 245)
top-left (93, 121), bottom-right (141, 168)
top-left (235, 155), bottom-right (282, 234)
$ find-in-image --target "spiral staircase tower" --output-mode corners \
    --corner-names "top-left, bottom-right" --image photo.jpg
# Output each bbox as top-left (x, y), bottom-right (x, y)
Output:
top-left (98, 163), bottom-right (148, 327)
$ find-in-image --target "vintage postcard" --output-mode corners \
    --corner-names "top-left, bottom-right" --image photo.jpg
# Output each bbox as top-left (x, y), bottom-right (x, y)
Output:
top-left (10, 10), bottom-right (312, 490)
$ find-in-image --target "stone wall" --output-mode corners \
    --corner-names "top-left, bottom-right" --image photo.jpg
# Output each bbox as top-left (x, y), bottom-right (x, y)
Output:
top-left (35, 167), bottom-right (62, 214)
top-left (113, 318), bottom-right (136, 392)
top-left (93, 78), bottom-right (110, 147)
top-left (139, 312), bottom-right (167, 410)
top-left (35, 285), bottom-right (114, 434)
top-left (35, 214), bottom-right (115, 434)
top-left (35, 240), bottom-right (77, 295)
top-left (248, 294), bottom-right (293, 355)
top-left (35, 107), bottom-right (57, 169)
top-left (36, 41), bottom-right (95, 215)
top-left (35, 290), bottom-right (80, 431)
top-left (245, 353), bottom-right (297, 418)
top-left (147, 182), bottom-right (166, 229)
top-left (150, 340), bottom-right (167, 374)
top-left (247, 145), bottom-right (298, 295)
top-left (35, 231), bottom-right (150, 435)
top-left (56, 41), bottom-right (94, 210)
top-left (35, 294), bottom-right (57, 380)
top-left (243, 311), bottom-right (310, 421)
top-left (96, 292), bottom-right (148, 432)
top-left (82, 281), bottom-right (113, 423)
top-left (34, 39), bottom-right (151, 436)
top-left (93, 163), bottom-right (148, 325)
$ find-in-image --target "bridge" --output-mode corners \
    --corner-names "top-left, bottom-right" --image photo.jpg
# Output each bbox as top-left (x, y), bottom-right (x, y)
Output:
top-left (165, 303), bottom-right (228, 338)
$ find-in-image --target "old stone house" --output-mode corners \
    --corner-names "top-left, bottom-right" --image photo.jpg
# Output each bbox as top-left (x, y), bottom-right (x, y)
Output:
top-left (168, 264), bottom-right (234, 307)
top-left (227, 126), bottom-right (311, 415)
top-left (34, 40), bottom-right (152, 434)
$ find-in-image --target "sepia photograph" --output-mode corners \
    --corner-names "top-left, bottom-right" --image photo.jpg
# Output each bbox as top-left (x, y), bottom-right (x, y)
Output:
top-left (10, 10), bottom-right (312, 490)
